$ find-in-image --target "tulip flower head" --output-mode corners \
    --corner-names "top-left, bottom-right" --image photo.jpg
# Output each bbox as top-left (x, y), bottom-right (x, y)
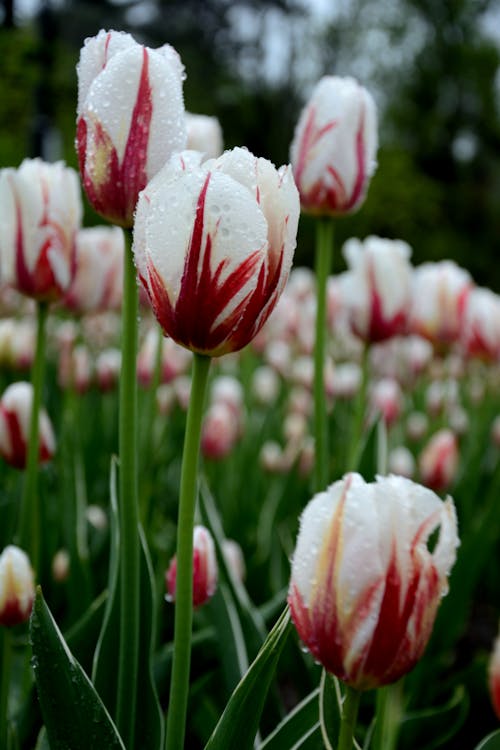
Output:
top-left (460, 287), bottom-right (500, 362)
top-left (489, 626), bottom-right (500, 720)
top-left (419, 429), bottom-right (459, 493)
top-left (288, 473), bottom-right (459, 691)
top-left (342, 236), bottom-right (413, 343)
top-left (185, 112), bottom-right (224, 160)
top-left (63, 226), bottom-right (124, 313)
top-left (0, 159), bottom-right (82, 301)
top-left (76, 29), bottom-right (187, 227)
top-left (290, 76), bottom-right (377, 215)
top-left (0, 382), bottom-right (56, 469)
top-left (166, 525), bottom-right (218, 608)
top-left (0, 546), bottom-right (35, 627)
top-left (133, 147), bottom-right (299, 356)
top-left (409, 261), bottom-right (472, 349)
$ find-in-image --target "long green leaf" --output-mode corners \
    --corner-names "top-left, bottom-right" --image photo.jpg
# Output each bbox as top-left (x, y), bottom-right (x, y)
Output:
top-left (204, 607), bottom-right (292, 750)
top-left (259, 688), bottom-right (320, 749)
top-left (30, 587), bottom-right (125, 750)
top-left (207, 582), bottom-right (249, 696)
top-left (319, 669), bottom-right (342, 750)
top-left (92, 458), bottom-right (164, 749)
top-left (475, 730), bottom-right (500, 750)
top-left (399, 685), bottom-right (468, 750)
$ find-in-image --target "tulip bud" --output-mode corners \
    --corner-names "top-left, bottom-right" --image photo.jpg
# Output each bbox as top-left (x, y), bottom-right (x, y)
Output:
top-left (489, 627), bottom-right (500, 719)
top-left (388, 446), bottom-right (415, 478)
top-left (410, 261), bottom-right (472, 348)
top-left (419, 429), bottom-right (459, 492)
top-left (251, 365), bottom-right (281, 405)
top-left (77, 29), bottom-right (187, 227)
top-left (460, 287), bottom-right (500, 362)
top-left (222, 539), bottom-right (246, 583)
top-left (133, 147), bottom-right (299, 356)
top-left (166, 525), bottom-right (217, 607)
top-left (0, 159), bottom-right (82, 301)
top-left (95, 348), bottom-right (121, 392)
top-left (406, 411), bottom-right (428, 442)
top-left (0, 382), bottom-right (56, 469)
top-left (52, 549), bottom-right (71, 583)
top-left (63, 226), bottom-right (124, 314)
top-left (185, 112), bottom-right (224, 160)
top-left (201, 402), bottom-right (240, 460)
top-left (288, 473), bottom-right (459, 690)
top-left (290, 76), bottom-right (377, 215)
top-left (0, 545), bottom-right (35, 626)
top-left (369, 377), bottom-right (403, 427)
top-left (342, 236), bottom-right (412, 343)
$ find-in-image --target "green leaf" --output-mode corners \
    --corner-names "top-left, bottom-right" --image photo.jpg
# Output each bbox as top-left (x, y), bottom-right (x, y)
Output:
top-left (64, 590), bottom-right (108, 673)
top-left (92, 457), bottom-right (164, 749)
top-left (200, 479), bottom-right (267, 656)
top-left (319, 670), bottom-right (342, 749)
top-left (207, 583), bottom-right (249, 696)
top-left (474, 730), bottom-right (500, 750)
top-left (34, 727), bottom-right (50, 750)
top-left (259, 687), bottom-right (320, 749)
top-left (399, 686), bottom-right (468, 750)
top-left (204, 607), bottom-right (292, 750)
top-left (30, 587), bottom-right (125, 750)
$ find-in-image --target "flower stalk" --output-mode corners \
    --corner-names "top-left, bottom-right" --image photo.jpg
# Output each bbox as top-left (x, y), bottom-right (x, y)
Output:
top-left (313, 218), bottom-right (333, 491)
top-left (338, 685), bottom-right (361, 750)
top-left (116, 231), bottom-right (140, 748)
top-left (17, 300), bottom-right (48, 566)
top-left (165, 352), bottom-right (211, 750)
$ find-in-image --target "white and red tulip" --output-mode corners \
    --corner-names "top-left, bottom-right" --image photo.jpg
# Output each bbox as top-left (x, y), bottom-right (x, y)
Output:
top-left (0, 546), bottom-right (35, 627)
top-left (0, 382), bottom-right (55, 469)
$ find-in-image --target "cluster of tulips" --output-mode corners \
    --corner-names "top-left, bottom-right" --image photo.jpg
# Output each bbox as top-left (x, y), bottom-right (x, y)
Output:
top-left (0, 26), bottom-right (499, 750)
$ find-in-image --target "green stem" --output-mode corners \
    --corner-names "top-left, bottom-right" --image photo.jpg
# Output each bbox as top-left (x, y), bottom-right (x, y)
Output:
top-left (116, 233), bottom-right (140, 748)
top-left (372, 682), bottom-right (404, 750)
top-left (347, 344), bottom-right (369, 472)
top-left (141, 325), bottom-right (164, 527)
top-left (165, 352), bottom-right (211, 750)
top-left (338, 685), bottom-right (361, 750)
top-left (313, 218), bottom-right (334, 491)
top-left (0, 629), bottom-right (11, 750)
top-left (17, 300), bottom-right (48, 567)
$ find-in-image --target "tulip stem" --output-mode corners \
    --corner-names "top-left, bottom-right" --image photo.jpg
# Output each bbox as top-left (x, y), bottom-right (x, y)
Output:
top-left (165, 352), bottom-right (211, 750)
top-left (0, 628), bottom-right (11, 750)
top-left (372, 682), bottom-right (404, 750)
top-left (116, 232), bottom-right (140, 748)
top-left (313, 218), bottom-right (334, 491)
top-left (347, 344), bottom-right (369, 471)
top-left (17, 300), bottom-right (48, 568)
top-left (338, 685), bottom-right (361, 750)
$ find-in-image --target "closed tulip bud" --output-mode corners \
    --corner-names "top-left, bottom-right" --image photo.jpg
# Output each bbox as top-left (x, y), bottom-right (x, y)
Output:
top-left (288, 473), bottom-right (459, 690)
top-left (419, 429), bottom-right (459, 492)
top-left (388, 446), bottom-right (415, 478)
top-left (251, 365), bottom-right (281, 405)
top-left (489, 628), bottom-right (500, 719)
top-left (185, 112), bottom-right (224, 160)
top-left (0, 159), bottom-right (82, 301)
top-left (210, 375), bottom-right (244, 418)
top-left (201, 402), bottom-right (240, 460)
top-left (52, 549), bottom-right (71, 583)
top-left (166, 525), bottom-right (217, 607)
top-left (0, 382), bottom-right (55, 469)
top-left (0, 545), bottom-right (35, 626)
top-left (290, 76), bottom-right (378, 215)
top-left (461, 287), bottom-right (500, 362)
top-left (133, 147), bottom-right (299, 356)
top-left (410, 261), bottom-right (472, 348)
top-left (95, 348), bottom-right (121, 392)
top-left (330, 362), bottom-right (362, 400)
top-left (63, 226), bottom-right (124, 314)
top-left (76, 29), bottom-right (187, 227)
top-left (342, 236), bottom-right (412, 343)
top-left (369, 377), bottom-right (403, 427)
top-left (406, 411), bottom-right (429, 442)
top-left (222, 539), bottom-right (246, 583)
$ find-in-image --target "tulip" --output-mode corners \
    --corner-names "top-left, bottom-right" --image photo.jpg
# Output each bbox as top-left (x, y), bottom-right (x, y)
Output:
top-left (409, 261), bottom-right (472, 348)
top-left (388, 446), bottom-right (416, 478)
top-left (369, 377), bottom-right (403, 427)
top-left (419, 429), bottom-right (459, 492)
top-left (76, 29), bottom-right (187, 227)
top-left (166, 526), bottom-right (218, 607)
top-left (290, 76), bottom-right (377, 215)
top-left (0, 546), bottom-right (35, 627)
top-left (222, 539), bottom-right (246, 583)
top-left (460, 287), bottom-right (500, 362)
top-left (342, 236), bottom-right (413, 343)
top-left (95, 348), bottom-right (122, 392)
top-left (185, 112), bottom-right (224, 160)
top-left (0, 382), bottom-right (55, 469)
top-left (488, 627), bottom-right (500, 719)
top-left (0, 159), bottom-right (82, 301)
top-left (288, 472), bottom-right (459, 691)
top-left (201, 401), bottom-right (240, 460)
top-left (251, 365), bottom-right (281, 405)
top-left (133, 147), bottom-right (299, 356)
top-left (63, 226), bottom-right (124, 313)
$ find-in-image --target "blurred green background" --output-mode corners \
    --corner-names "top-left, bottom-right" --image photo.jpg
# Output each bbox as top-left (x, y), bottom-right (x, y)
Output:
top-left (1, 0), bottom-right (500, 285)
